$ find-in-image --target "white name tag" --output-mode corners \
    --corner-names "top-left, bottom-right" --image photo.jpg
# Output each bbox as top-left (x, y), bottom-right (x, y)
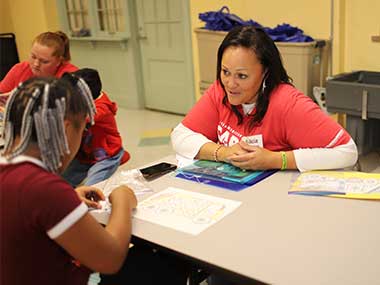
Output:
top-left (242, 134), bottom-right (263, 147)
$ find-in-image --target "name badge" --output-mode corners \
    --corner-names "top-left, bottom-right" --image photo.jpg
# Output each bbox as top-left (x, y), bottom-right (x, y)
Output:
top-left (242, 134), bottom-right (263, 147)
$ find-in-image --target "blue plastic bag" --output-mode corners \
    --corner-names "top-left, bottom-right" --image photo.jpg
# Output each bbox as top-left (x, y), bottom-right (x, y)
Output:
top-left (198, 6), bottom-right (262, 31)
top-left (199, 7), bottom-right (314, 42)
top-left (264, 24), bottom-right (314, 42)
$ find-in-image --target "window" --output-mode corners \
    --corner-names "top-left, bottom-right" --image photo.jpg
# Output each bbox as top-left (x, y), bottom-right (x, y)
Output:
top-left (59, 0), bottom-right (129, 40)
top-left (65, 0), bottom-right (90, 36)
top-left (96, 0), bottom-right (126, 34)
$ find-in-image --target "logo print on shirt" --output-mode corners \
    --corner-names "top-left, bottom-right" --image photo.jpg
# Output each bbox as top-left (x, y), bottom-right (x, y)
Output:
top-left (217, 122), bottom-right (242, 146)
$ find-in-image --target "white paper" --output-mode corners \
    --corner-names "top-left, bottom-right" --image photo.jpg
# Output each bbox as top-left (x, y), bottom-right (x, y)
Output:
top-left (89, 169), bottom-right (154, 224)
top-left (290, 171), bottom-right (380, 194)
top-left (134, 187), bottom-right (242, 235)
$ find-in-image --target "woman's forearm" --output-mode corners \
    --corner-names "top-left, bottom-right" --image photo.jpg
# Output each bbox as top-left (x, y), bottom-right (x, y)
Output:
top-left (171, 123), bottom-right (212, 159)
top-left (293, 139), bottom-right (358, 171)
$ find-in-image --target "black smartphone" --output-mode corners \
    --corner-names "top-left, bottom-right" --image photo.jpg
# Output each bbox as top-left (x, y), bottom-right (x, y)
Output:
top-left (139, 162), bottom-right (177, 181)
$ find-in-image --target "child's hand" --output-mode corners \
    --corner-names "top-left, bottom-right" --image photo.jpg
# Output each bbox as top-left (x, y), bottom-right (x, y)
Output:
top-left (109, 185), bottom-right (137, 210)
top-left (75, 186), bottom-right (105, 209)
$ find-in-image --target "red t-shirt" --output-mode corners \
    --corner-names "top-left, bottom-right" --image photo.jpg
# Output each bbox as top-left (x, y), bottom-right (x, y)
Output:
top-left (182, 81), bottom-right (351, 150)
top-left (0, 157), bottom-right (91, 285)
top-left (0, 61), bottom-right (78, 93)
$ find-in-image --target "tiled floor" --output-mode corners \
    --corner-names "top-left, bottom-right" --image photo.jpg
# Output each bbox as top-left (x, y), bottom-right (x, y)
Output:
top-left (116, 108), bottom-right (380, 173)
top-left (115, 108), bottom-right (184, 170)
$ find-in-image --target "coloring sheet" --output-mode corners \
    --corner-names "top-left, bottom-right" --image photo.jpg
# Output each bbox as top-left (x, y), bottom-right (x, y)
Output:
top-left (290, 171), bottom-right (380, 194)
top-left (134, 187), bottom-right (242, 235)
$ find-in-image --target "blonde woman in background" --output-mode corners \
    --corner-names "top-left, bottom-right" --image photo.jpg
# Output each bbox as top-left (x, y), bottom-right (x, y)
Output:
top-left (0, 31), bottom-right (77, 110)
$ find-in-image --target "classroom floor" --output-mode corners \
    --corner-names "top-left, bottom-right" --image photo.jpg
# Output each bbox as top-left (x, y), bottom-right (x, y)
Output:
top-left (115, 108), bottom-right (184, 170)
top-left (116, 108), bottom-right (380, 173)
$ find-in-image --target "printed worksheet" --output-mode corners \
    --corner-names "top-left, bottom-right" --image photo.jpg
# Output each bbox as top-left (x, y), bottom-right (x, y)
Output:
top-left (134, 187), bottom-right (242, 235)
top-left (290, 171), bottom-right (380, 194)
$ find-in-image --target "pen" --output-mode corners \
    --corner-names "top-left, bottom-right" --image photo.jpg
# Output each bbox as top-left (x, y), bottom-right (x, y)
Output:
top-left (85, 191), bottom-right (98, 202)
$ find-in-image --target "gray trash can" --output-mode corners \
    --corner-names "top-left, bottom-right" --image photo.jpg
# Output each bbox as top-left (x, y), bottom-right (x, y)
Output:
top-left (326, 71), bottom-right (380, 154)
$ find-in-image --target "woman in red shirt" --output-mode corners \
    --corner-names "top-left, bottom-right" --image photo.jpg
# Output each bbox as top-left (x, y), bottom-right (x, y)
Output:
top-left (172, 26), bottom-right (358, 172)
top-left (0, 31), bottom-right (77, 94)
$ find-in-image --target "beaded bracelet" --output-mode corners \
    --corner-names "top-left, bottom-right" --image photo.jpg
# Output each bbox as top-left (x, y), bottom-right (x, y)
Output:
top-left (280, 151), bottom-right (287, 170)
top-left (213, 145), bottom-right (223, 162)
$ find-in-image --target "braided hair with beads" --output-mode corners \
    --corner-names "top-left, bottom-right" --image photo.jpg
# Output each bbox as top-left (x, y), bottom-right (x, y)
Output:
top-left (1, 76), bottom-right (95, 172)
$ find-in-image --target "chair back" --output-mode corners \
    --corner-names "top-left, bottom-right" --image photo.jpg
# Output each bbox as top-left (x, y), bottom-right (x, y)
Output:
top-left (0, 33), bottom-right (20, 81)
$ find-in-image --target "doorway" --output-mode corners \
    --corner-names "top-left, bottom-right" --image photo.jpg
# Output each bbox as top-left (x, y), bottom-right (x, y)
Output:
top-left (133, 0), bottom-right (195, 114)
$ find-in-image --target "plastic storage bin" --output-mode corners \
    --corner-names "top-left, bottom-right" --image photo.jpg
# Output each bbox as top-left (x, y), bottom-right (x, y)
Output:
top-left (326, 71), bottom-right (380, 154)
top-left (195, 29), bottom-right (226, 87)
top-left (194, 28), bottom-right (329, 98)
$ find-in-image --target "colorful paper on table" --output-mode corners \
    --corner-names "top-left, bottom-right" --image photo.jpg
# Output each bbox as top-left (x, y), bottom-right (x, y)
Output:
top-left (328, 193), bottom-right (380, 200)
top-left (289, 171), bottom-right (380, 200)
top-left (176, 160), bottom-right (277, 191)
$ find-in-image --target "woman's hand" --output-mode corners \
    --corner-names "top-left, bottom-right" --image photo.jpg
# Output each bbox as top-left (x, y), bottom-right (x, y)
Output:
top-left (75, 186), bottom-right (105, 209)
top-left (217, 143), bottom-right (248, 162)
top-left (227, 141), bottom-right (281, 170)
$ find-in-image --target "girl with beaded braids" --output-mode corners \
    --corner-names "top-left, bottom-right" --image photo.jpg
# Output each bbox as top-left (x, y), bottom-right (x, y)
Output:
top-left (0, 77), bottom-right (139, 285)
top-left (1, 77), bottom-right (191, 285)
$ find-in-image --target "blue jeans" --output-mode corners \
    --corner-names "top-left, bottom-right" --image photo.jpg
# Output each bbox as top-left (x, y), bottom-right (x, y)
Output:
top-left (62, 148), bottom-right (125, 187)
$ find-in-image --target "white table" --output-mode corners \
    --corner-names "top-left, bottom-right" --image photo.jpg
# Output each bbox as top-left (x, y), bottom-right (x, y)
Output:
top-left (96, 157), bottom-right (380, 285)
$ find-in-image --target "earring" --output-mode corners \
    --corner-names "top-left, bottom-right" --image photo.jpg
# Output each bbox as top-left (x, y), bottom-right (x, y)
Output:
top-left (262, 78), bottom-right (267, 92)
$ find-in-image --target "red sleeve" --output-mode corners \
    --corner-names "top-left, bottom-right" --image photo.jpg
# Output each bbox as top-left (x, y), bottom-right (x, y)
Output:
top-left (25, 173), bottom-right (83, 232)
top-left (83, 99), bottom-right (114, 126)
top-left (91, 93), bottom-right (117, 127)
top-left (182, 81), bottom-right (223, 141)
top-left (0, 63), bottom-right (29, 93)
top-left (280, 86), bottom-right (351, 148)
top-left (93, 99), bottom-right (111, 123)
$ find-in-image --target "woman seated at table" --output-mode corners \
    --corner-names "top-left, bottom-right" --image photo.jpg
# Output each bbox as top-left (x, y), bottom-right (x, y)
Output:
top-left (171, 25), bottom-right (357, 172)
top-left (0, 30), bottom-right (77, 96)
